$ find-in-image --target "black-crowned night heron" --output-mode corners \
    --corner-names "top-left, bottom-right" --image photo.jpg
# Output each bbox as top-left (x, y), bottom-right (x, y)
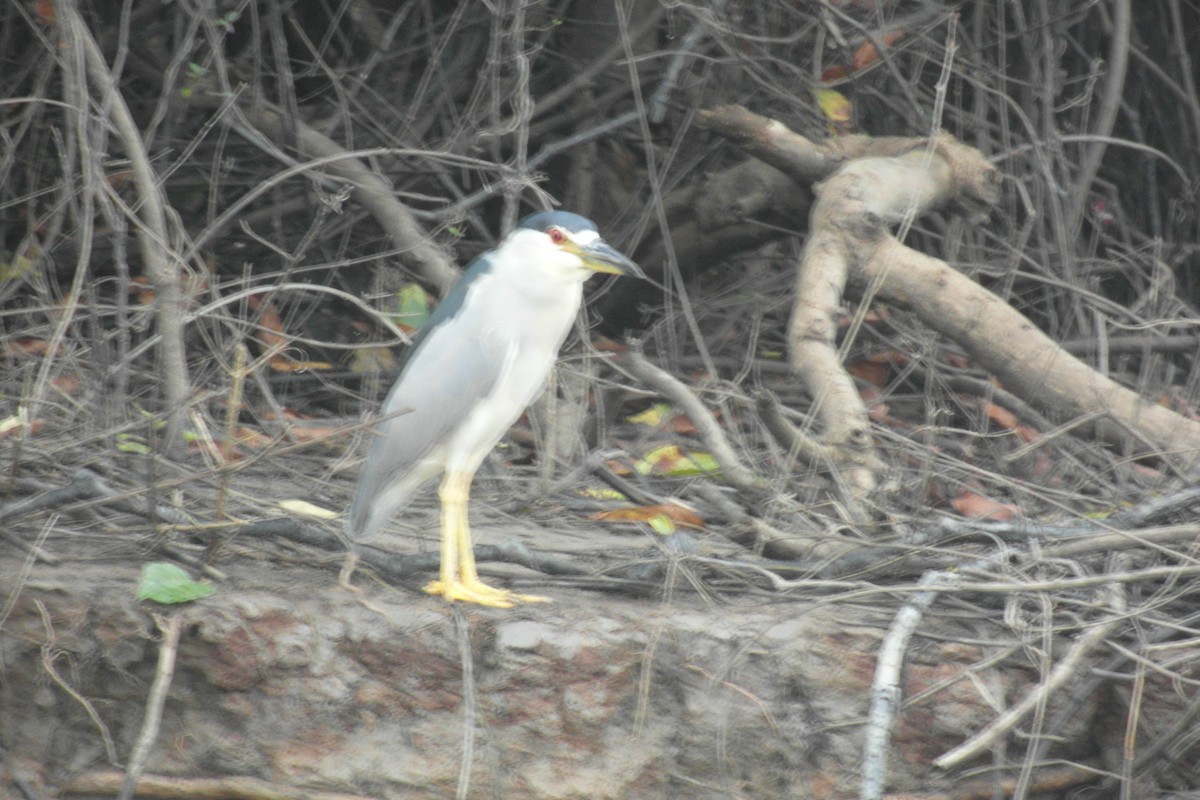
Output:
top-left (347, 211), bottom-right (644, 607)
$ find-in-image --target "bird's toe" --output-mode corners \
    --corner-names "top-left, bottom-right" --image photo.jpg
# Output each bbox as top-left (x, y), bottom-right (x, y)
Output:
top-left (423, 578), bottom-right (548, 608)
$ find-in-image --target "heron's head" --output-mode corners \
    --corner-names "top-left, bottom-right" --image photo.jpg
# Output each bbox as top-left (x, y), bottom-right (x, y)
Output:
top-left (511, 211), bottom-right (645, 280)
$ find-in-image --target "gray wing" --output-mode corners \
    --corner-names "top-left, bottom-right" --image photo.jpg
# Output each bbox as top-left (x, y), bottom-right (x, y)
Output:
top-left (347, 312), bottom-right (511, 541)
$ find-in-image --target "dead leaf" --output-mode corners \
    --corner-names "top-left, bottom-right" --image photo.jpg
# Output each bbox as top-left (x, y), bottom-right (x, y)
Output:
top-left (590, 503), bottom-right (705, 530)
top-left (349, 346), bottom-right (397, 374)
top-left (130, 276), bottom-right (155, 304)
top-left (635, 444), bottom-right (721, 477)
top-left (3, 338), bottom-right (52, 358)
top-left (279, 500), bottom-right (338, 520)
top-left (983, 402), bottom-right (1041, 443)
top-left (0, 416), bottom-right (44, 438)
top-left (232, 427), bottom-right (273, 449)
top-left (851, 30), bottom-right (905, 72)
top-left (950, 491), bottom-right (1021, 520)
top-left (34, 0), bottom-right (55, 25)
top-left (246, 293), bottom-right (289, 350)
top-left (983, 402), bottom-right (1019, 429)
top-left (627, 403), bottom-right (671, 426)
top-left (285, 425), bottom-right (344, 444)
top-left (52, 373), bottom-right (81, 395)
top-left (592, 337), bottom-right (629, 353)
top-left (669, 414), bottom-right (698, 435)
top-left (943, 353), bottom-right (971, 370)
top-left (820, 65), bottom-right (849, 83)
top-left (627, 403), bottom-right (699, 435)
top-left (106, 171), bottom-right (133, 191)
top-left (604, 459), bottom-right (633, 477)
top-left (848, 359), bottom-right (890, 389)
top-left (859, 385), bottom-right (891, 423)
top-left (265, 356), bottom-right (334, 373)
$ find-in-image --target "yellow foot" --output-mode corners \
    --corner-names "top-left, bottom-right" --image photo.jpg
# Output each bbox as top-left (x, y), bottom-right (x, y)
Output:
top-left (423, 578), bottom-right (549, 608)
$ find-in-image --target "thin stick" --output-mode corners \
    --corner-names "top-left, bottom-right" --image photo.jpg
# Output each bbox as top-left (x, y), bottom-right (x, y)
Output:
top-left (860, 569), bottom-right (959, 800)
top-left (453, 607), bottom-right (476, 800)
top-left (66, 770), bottom-right (376, 800)
top-left (37, 600), bottom-right (120, 765)
top-left (0, 516), bottom-right (57, 629)
top-left (216, 343), bottom-right (249, 522)
top-left (119, 613), bottom-right (184, 800)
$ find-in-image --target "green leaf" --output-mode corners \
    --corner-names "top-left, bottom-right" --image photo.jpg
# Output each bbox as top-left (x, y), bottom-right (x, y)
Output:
top-left (131, 404), bottom-right (167, 429)
top-left (0, 253), bottom-right (36, 283)
top-left (116, 433), bottom-right (152, 455)
top-left (386, 283), bottom-right (431, 331)
top-left (626, 402), bottom-right (672, 426)
top-left (648, 513), bottom-right (676, 535)
top-left (137, 562), bottom-right (215, 604)
top-left (578, 487), bottom-right (628, 501)
top-left (634, 444), bottom-right (722, 477)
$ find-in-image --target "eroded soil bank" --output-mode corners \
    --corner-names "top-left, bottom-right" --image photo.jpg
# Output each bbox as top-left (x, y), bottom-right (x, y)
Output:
top-left (2, 548), bottom-right (1144, 800)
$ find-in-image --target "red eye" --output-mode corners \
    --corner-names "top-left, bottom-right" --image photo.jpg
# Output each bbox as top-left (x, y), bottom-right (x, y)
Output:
top-left (547, 227), bottom-right (567, 245)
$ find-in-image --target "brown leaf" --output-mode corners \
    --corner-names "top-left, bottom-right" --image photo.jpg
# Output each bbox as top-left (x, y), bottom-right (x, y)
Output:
top-left (129, 276), bottom-right (155, 305)
top-left (943, 353), bottom-right (971, 370)
top-left (52, 373), bottom-right (81, 395)
top-left (604, 459), bottom-right (633, 476)
top-left (983, 402), bottom-right (1018, 429)
top-left (820, 65), bottom-right (848, 83)
top-left (950, 491), bottom-right (1021, 520)
top-left (286, 425), bottom-right (343, 444)
top-left (859, 385), bottom-right (891, 423)
top-left (848, 359), bottom-right (890, 388)
top-left (983, 402), bottom-right (1040, 443)
top-left (669, 414), bottom-right (698, 435)
top-left (265, 356), bottom-right (334, 373)
top-left (34, 0), bottom-right (55, 25)
top-left (592, 336), bottom-right (629, 353)
top-left (851, 30), bottom-right (905, 72)
top-left (0, 418), bottom-right (45, 438)
top-left (3, 338), bottom-right (52, 357)
top-left (246, 293), bottom-right (290, 350)
top-left (590, 503), bottom-right (705, 530)
top-left (233, 426), bottom-right (273, 450)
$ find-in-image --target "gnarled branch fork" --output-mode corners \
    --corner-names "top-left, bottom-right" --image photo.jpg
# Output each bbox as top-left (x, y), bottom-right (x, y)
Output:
top-left (699, 105), bottom-right (1200, 511)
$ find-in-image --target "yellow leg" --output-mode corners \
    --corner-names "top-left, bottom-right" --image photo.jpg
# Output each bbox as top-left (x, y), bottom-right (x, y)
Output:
top-left (423, 470), bottom-right (547, 607)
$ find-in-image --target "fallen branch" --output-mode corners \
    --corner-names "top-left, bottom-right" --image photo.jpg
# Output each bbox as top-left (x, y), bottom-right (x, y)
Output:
top-left (699, 105), bottom-right (1200, 490)
top-left (864, 237), bottom-right (1200, 469)
top-left (248, 516), bottom-right (589, 580)
top-left (0, 468), bottom-right (222, 578)
top-left (64, 771), bottom-right (375, 800)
